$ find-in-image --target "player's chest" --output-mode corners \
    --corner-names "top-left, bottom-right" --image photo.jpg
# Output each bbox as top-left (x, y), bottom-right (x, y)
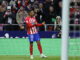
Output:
top-left (28, 18), bottom-right (36, 24)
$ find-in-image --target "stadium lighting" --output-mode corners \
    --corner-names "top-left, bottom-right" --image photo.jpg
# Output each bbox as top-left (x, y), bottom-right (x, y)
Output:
top-left (61, 0), bottom-right (70, 60)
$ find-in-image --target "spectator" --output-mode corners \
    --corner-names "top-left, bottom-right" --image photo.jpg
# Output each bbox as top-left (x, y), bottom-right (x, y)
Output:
top-left (24, 0), bottom-right (29, 7)
top-left (0, 11), bottom-right (4, 23)
top-left (29, 0), bottom-right (34, 5)
top-left (4, 6), bottom-right (15, 24)
top-left (70, 7), bottom-right (75, 18)
top-left (43, 0), bottom-right (52, 13)
top-left (70, 19), bottom-right (74, 31)
top-left (43, 0), bottom-right (52, 24)
top-left (16, 6), bottom-right (28, 30)
top-left (36, 3), bottom-right (44, 23)
top-left (75, 8), bottom-right (80, 19)
top-left (54, 16), bottom-right (61, 31)
top-left (0, 4), bottom-right (4, 23)
top-left (0, 1), bottom-right (7, 13)
top-left (17, 0), bottom-right (22, 8)
top-left (70, 0), bottom-right (75, 6)
top-left (4, 6), bottom-right (17, 30)
top-left (48, 6), bottom-right (56, 24)
top-left (11, 5), bottom-right (17, 23)
top-left (33, 0), bottom-right (39, 8)
top-left (36, 3), bottom-right (45, 31)
top-left (53, 0), bottom-right (62, 16)
top-left (44, 5), bottom-right (56, 24)
top-left (25, 3), bottom-right (32, 12)
top-left (22, 0), bottom-right (29, 7)
top-left (33, 0), bottom-right (39, 11)
top-left (47, 6), bottom-right (56, 31)
top-left (74, 18), bottom-right (79, 30)
top-left (0, 0), bottom-right (7, 24)
top-left (9, 0), bottom-right (16, 6)
top-left (58, 1), bottom-right (62, 17)
top-left (74, 18), bottom-right (79, 24)
top-left (77, 2), bottom-right (80, 6)
top-left (0, 24), bottom-right (3, 31)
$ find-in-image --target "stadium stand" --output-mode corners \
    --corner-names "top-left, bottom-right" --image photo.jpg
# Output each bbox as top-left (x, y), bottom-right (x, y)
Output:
top-left (0, 0), bottom-right (80, 31)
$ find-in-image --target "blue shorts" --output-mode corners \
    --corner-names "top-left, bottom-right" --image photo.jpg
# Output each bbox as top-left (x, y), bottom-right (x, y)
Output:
top-left (28, 33), bottom-right (40, 42)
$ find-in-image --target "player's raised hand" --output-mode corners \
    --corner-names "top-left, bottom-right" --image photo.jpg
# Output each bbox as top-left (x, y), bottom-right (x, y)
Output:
top-left (42, 21), bottom-right (45, 25)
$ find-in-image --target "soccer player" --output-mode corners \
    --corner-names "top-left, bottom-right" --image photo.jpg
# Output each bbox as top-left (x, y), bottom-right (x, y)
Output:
top-left (25, 10), bottom-right (47, 59)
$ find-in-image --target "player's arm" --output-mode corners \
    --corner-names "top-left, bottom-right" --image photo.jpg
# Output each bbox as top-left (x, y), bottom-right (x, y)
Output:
top-left (35, 22), bottom-right (45, 27)
top-left (34, 17), bottom-right (45, 27)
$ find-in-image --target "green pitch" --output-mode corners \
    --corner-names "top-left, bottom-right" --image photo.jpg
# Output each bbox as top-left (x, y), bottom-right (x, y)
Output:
top-left (0, 38), bottom-right (61, 56)
top-left (0, 56), bottom-right (80, 60)
top-left (0, 38), bottom-right (80, 60)
top-left (0, 56), bottom-right (60, 60)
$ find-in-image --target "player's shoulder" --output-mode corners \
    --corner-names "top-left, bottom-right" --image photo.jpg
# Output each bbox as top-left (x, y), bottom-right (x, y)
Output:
top-left (25, 16), bottom-right (30, 20)
top-left (25, 16), bottom-right (30, 23)
top-left (33, 16), bottom-right (36, 21)
top-left (33, 16), bottom-right (36, 19)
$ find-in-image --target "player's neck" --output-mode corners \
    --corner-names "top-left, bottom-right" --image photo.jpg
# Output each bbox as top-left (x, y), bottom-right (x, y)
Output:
top-left (29, 16), bottom-right (33, 18)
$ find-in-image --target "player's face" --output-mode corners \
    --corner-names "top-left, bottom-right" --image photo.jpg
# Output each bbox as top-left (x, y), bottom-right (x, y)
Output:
top-left (30, 11), bottom-right (34, 17)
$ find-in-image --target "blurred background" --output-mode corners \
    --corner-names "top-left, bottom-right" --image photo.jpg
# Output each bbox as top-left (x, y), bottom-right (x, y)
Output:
top-left (0, 0), bottom-right (79, 31)
top-left (0, 0), bottom-right (80, 60)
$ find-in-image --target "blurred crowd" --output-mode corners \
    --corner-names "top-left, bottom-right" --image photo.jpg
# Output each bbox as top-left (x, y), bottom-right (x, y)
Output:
top-left (0, 0), bottom-right (80, 31)
top-left (70, 0), bottom-right (80, 30)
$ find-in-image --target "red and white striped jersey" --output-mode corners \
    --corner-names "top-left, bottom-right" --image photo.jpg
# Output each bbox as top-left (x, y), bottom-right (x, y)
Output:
top-left (25, 16), bottom-right (43, 35)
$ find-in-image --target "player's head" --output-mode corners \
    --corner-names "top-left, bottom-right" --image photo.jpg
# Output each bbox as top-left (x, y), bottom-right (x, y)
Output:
top-left (28, 10), bottom-right (34, 17)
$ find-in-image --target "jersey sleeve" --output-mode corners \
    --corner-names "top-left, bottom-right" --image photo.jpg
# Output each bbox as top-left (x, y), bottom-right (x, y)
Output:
top-left (36, 24), bottom-right (43, 27)
top-left (34, 17), bottom-right (43, 27)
